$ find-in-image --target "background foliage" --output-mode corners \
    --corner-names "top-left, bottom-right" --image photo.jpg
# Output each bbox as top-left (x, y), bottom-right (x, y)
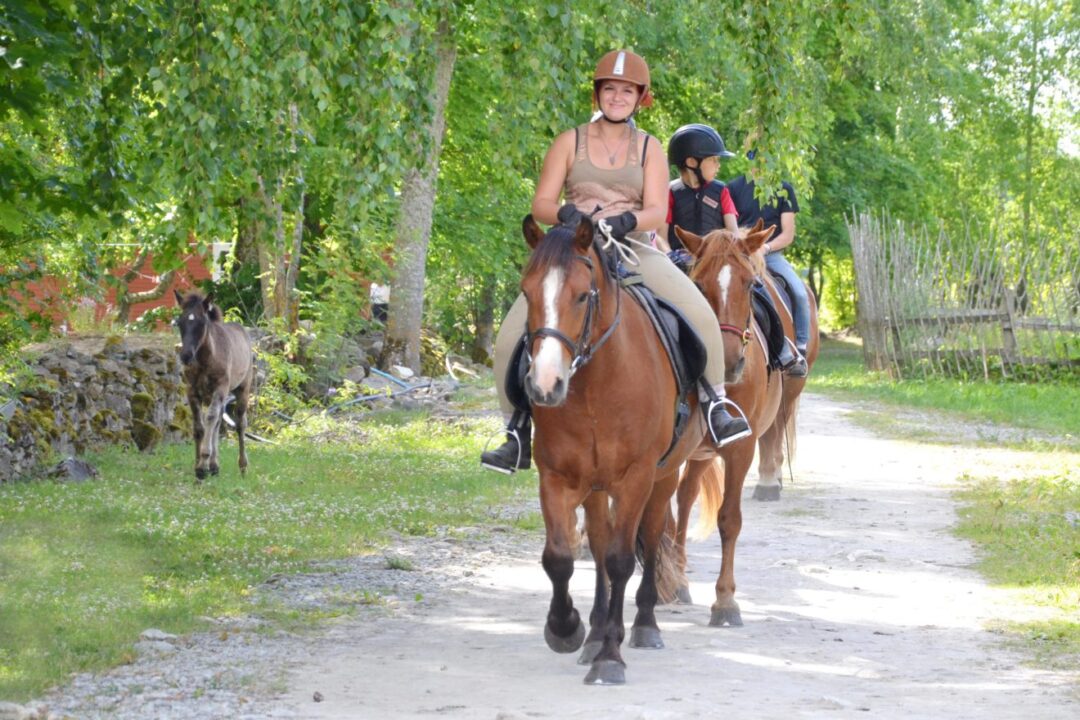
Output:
top-left (1, 0), bottom-right (1077, 373)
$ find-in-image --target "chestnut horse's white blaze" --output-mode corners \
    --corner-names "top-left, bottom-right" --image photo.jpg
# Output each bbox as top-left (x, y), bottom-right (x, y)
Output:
top-left (717, 265), bottom-right (733, 308)
top-left (532, 266), bottom-right (569, 396)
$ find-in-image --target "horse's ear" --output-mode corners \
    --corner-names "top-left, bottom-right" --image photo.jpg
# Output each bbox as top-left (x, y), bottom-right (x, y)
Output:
top-left (522, 214), bottom-right (544, 249)
top-left (675, 226), bottom-right (706, 258)
top-left (202, 293), bottom-right (214, 311)
top-left (174, 289), bottom-right (184, 306)
top-left (751, 218), bottom-right (765, 234)
top-left (573, 216), bottom-right (593, 252)
top-left (744, 225), bottom-right (774, 254)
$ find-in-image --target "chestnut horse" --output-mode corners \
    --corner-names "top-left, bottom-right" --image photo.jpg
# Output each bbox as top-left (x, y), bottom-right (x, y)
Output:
top-left (655, 221), bottom-right (817, 626)
top-left (173, 290), bottom-right (254, 481)
top-left (520, 214), bottom-right (706, 685)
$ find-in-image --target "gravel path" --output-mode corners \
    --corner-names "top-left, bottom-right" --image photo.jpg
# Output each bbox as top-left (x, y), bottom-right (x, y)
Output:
top-left (23, 393), bottom-right (1080, 719)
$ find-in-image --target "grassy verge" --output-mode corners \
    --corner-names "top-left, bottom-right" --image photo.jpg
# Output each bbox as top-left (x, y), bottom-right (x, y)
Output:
top-left (954, 474), bottom-right (1080, 671)
top-left (0, 410), bottom-right (537, 701)
top-left (811, 336), bottom-right (1080, 449)
top-left (812, 335), bottom-right (1079, 671)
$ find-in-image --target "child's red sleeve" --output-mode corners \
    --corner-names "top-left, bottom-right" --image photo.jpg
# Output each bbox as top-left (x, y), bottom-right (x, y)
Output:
top-left (721, 187), bottom-right (737, 218)
top-left (666, 188), bottom-right (675, 224)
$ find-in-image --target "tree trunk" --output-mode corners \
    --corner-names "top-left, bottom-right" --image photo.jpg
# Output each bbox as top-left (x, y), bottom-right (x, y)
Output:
top-left (381, 18), bottom-right (457, 372)
top-left (470, 280), bottom-right (496, 365)
top-left (115, 247), bottom-right (177, 324)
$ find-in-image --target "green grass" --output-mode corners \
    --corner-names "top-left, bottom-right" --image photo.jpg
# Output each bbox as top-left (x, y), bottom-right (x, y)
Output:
top-left (954, 474), bottom-right (1080, 670)
top-left (0, 411), bottom-right (537, 701)
top-left (811, 336), bottom-right (1080, 448)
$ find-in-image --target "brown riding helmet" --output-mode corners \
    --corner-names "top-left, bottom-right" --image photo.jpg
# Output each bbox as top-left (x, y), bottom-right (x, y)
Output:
top-left (593, 49), bottom-right (653, 109)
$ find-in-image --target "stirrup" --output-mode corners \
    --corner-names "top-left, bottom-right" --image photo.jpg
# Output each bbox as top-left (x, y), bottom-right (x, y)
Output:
top-left (707, 397), bottom-right (753, 447)
top-left (480, 427), bottom-right (525, 475)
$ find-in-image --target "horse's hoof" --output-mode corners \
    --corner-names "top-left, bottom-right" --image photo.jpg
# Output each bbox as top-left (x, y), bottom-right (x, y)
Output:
top-left (577, 640), bottom-right (603, 665)
top-left (709, 606), bottom-right (744, 627)
top-left (209, 464), bottom-right (220, 476)
top-left (752, 484), bottom-right (781, 502)
top-left (629, 626), bottom-right (664, 649)
top-left (195, 468), bottom-right (208, 480)
top-left (584, 659), bottom-right (626, 685)
top-left (675, 585), bottom-right (693, 605)
top-left (544, 619), bottom-right (585, 654)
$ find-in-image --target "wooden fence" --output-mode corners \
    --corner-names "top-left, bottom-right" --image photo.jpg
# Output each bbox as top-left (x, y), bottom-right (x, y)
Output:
top-left (848, 212), bottom-right (1080, 380)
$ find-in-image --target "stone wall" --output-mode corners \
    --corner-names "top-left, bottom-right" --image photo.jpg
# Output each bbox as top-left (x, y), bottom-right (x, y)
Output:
top-left (1, 334), bottom-right (190, 482)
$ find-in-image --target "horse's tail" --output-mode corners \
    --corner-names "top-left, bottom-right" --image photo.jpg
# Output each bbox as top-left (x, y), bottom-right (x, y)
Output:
top-left (784, 395), bottom-right (801, 466)
top-left (648, 507), bottom-right (683, 606)
top-left (693, 458), bottom-right (724, 541)
top-left (649, 459), bottom-right (725, 605)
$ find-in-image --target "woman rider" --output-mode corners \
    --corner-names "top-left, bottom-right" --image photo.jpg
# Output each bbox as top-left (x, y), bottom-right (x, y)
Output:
top-left (481, 50), bottom-right (750, 473)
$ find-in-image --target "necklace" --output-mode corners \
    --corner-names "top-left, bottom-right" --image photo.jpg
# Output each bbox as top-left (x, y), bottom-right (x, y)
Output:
top-left (595, 124), bottom-right (631, 166)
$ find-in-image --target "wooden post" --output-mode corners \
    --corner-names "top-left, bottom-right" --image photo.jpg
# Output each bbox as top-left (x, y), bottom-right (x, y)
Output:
top-left (1002, 288), bottom-right (1019, 364)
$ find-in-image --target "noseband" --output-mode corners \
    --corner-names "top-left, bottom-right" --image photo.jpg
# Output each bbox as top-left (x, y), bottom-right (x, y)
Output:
top-left (526, 249), bottom-right (621, 377)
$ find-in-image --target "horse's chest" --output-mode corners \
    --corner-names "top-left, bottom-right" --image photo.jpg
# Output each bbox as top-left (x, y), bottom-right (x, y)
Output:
top-left (183, 367), bottom-right (221, 404)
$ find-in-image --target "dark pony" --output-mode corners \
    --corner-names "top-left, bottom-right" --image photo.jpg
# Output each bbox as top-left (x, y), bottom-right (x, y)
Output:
top-left (520, 214), bottom-right (706, 685)
top-left (173, 290), bottom-right (255, 481)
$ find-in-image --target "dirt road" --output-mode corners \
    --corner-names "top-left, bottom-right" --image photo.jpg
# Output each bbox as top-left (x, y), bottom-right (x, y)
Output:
top-left (38, 393), bottom-right (1079, 719)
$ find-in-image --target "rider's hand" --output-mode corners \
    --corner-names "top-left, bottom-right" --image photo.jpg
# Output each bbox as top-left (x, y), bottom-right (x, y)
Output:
top-left (557, 204), bottom-right (584, 226)
top-left (604, 211), bottom-right (638, 240)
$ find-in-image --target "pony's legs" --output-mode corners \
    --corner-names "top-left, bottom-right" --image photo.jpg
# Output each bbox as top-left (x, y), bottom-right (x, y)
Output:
top-left (540, 474), bottom-right (588, 655)
top-left (584, 475), bottom-right (651, 685)
top-left (233, 372), bottom-right (253, 475)
top-left (672, 460), bottom-right (707, 604)
top-left (189, 393), bottom-right (209, 480)
top-left (711, 445), bottom-right (753, 627)
top-left (205, 391), bottom-right (227, 477)
top-left (577, 491), bottom-right (611, 666)
top-left (630, 469), bottom-right (679, 649)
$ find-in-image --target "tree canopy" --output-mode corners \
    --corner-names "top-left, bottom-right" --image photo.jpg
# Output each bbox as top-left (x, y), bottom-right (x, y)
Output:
top-left (2, 0), bottom-right (1077, 366)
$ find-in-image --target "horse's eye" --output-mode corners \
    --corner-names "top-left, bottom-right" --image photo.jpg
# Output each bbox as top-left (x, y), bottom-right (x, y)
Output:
top-left (577, 292), bottom-right (589, 304)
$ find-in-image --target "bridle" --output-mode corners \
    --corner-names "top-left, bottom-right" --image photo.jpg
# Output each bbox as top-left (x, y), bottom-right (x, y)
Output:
top-left (717, 256), bottom-right (756, 349)
top-left (526, 244), bottom-right (622, 378)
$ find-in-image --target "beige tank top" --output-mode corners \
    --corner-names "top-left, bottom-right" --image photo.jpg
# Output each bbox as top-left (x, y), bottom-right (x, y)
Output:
top-left (564, 123), bottom-right (647, 222)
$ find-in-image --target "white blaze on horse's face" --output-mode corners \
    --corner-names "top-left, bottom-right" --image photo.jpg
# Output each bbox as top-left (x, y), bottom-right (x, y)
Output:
top-left (531, 267), bottom-right (569, 396)
top-left (717, 264), bottom-right (734, 310)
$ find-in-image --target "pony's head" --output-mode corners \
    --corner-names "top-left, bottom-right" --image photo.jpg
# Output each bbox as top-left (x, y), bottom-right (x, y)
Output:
top-left (677, 220), bottom-right (772, 383)
top-left (520, 214), bottom-right (598, 407)
top-left (173, 289), bottom-right (221, 366)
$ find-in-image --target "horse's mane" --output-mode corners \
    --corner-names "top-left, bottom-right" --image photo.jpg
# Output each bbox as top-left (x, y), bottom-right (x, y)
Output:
top-left (180, 291), bottom-right (223, 322)
top-left (524, 223), bottom-right (585, 277)
top-left (689, 228), bottom-right (764, 286)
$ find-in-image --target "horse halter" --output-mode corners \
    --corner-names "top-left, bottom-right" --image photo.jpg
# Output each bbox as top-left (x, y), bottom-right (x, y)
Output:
top-left (718, 257), bottom-right (755, 348)
top-left (526, 248), bottom-right (621, 377)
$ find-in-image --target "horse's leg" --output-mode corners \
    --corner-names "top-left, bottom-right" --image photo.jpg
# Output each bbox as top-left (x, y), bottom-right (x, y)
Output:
top-left (584, 475), bottom-right (651, 686)
top-left (540, 473), bottom-right (588, 656)
top-left (671, 459), bottom-right (708, 604)
top-left (205, 390), bottom-right (227, 477)
top-left (711, 445), bottom-right (753, 627)
top-left (630, 469), bottom-right (680, 650)
top-left (190, 392), bottom-right (209, 481)
top-left (753, 417), bottom-right (784, 501)
top-left (233, 372), bottom-right (253, 475)
top-left (577, 491), bottom-right (611, 666)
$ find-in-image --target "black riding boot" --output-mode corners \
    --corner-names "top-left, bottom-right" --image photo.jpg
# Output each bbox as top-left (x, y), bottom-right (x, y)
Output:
top-left (700, 383), bottom-right (752, 447)
top-left (778, 340), bottom-right (807, 378)
top-left (481, 415), bottom-right (531, 474)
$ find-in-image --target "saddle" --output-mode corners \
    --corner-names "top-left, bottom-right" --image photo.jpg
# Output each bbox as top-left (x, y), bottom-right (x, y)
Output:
top-left (751, 281), bottom-right (786, 372)
top-left (505, 263), bottom-right (707, 467)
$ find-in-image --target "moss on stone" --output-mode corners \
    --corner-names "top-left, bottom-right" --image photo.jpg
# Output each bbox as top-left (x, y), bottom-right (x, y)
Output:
top-left (169, 402), bottom-right (192, 434)
top-left (130, 391), bottom-right (155, 420)
top-left (131, 419), bottom-right (162, 451)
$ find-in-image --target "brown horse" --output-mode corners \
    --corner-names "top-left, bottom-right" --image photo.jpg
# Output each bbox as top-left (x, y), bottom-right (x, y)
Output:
top-left (173, 290), bottom-right (254, 481)
top-left (655, 221), bottom-right (817, 626)
top-left (520, 214), bottom-right (706, 685)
